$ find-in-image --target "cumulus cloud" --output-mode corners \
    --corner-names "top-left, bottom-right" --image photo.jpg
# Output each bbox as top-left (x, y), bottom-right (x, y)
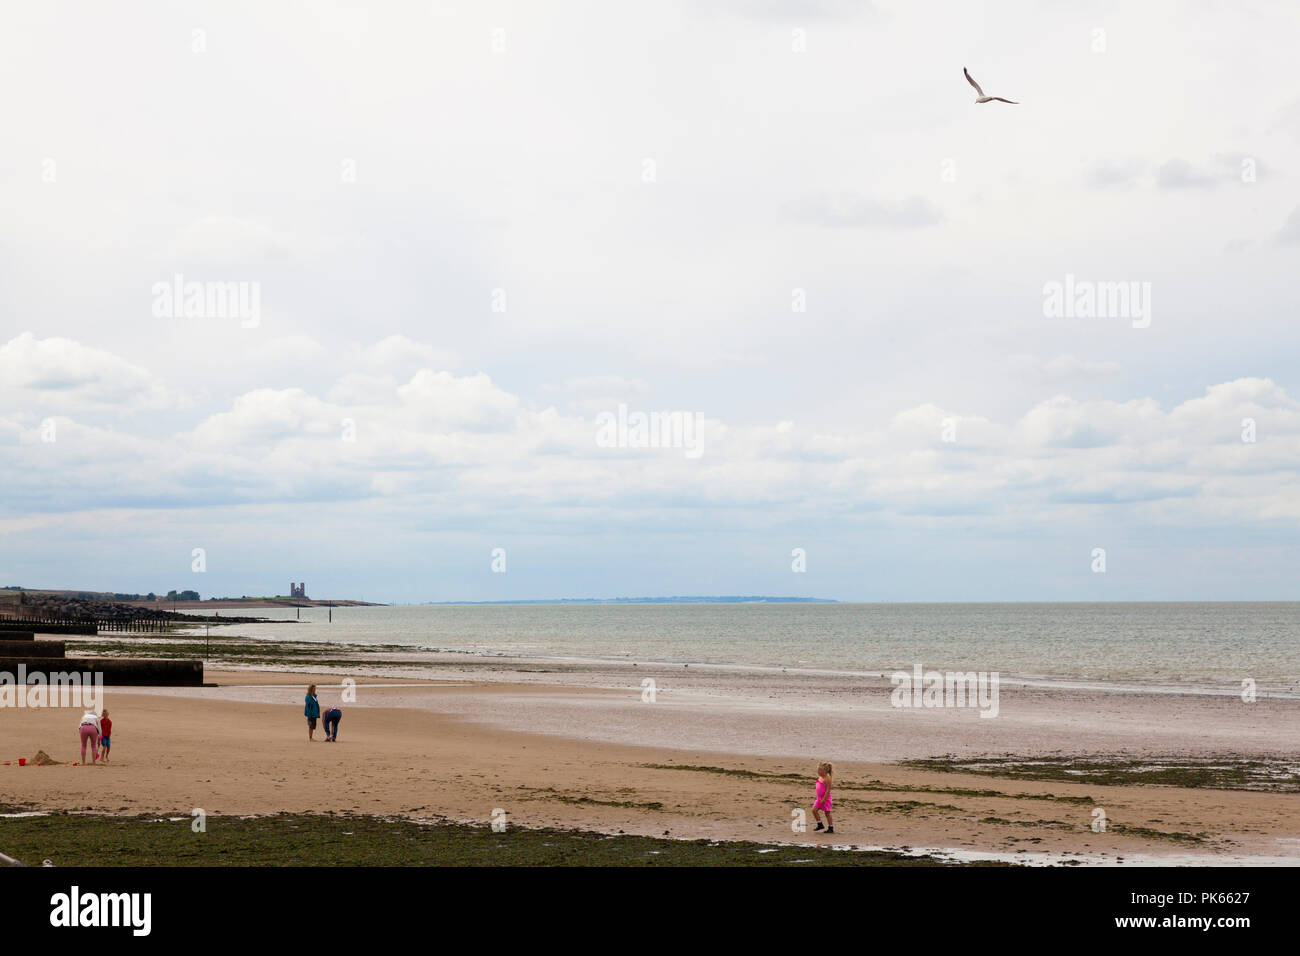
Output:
top-left (1017, 394), bottom-right (1164, 448)
top-left (190, 388), bottom-right (338, 448)
top-left (0, 333), bottom-right (177, 413)
top-left (356, 335), bottom-right (459, 375)
top-left (326, 372), bottom-right (401, 407)
top-left (4, 338), bottom-right (1297, 532)
top-left (396, 370), bottom-right (520, 432)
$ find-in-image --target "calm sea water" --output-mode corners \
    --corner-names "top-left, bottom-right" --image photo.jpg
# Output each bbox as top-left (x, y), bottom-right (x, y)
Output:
top-left (190, 602), bottom-right (1300, 694)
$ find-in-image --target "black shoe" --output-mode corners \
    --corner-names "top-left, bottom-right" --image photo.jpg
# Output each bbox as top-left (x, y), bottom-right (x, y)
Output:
top-left (813, 822), bottom-right (825, 831)
top-left (826, 827), bottom-right (834, 834)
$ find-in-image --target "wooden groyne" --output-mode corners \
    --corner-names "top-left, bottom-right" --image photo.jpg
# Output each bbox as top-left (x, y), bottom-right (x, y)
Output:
top-left (93, 617), bottom-right (175, 633)
top-left (0, 656), bottom-right (202, 687)
top-left (0, 620), bottom-right (99, 636)
top-left (0, 616), bottom-right (164, 635)
top-left (0, 639), bottom-right (64, 656)
top-left (0, 627), bottom-right (203, 687)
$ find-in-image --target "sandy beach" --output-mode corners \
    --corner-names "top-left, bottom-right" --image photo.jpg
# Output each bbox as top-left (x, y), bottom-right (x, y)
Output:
top-left (4, 665), bottom-right (1298, 865)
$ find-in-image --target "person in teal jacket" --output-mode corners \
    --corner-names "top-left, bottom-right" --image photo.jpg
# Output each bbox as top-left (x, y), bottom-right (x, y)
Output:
top-left (304, 684), bottom-right (321, 741)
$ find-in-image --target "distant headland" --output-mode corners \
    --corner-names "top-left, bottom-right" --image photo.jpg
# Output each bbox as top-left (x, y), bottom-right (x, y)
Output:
top-left (1, 586), bottom-right (382, 612)
top-left (422, 596), bottom-right (838, 605)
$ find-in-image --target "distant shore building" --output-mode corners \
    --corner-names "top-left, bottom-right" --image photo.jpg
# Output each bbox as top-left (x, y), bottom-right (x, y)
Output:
top-left (290, 582), bottom-right (308, 599)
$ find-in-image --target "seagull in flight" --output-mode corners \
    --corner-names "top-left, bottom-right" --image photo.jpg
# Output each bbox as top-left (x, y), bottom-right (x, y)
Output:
top-left (964, 67), bottom-right (1018, 105)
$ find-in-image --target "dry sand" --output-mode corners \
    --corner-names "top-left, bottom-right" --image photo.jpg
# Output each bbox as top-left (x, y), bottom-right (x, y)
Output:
top-left (3, 668), bottom-right (1298, 865)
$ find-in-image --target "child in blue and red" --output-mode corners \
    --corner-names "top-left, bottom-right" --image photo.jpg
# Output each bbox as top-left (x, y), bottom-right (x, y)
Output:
top-left (99, 710), bottom-right (113, 763)
top-left (812, 762), bottom-right (833, 834)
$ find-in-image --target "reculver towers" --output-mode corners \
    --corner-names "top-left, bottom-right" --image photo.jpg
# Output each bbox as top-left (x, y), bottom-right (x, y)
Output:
top-left (290, 582), bottom-right (308, 599)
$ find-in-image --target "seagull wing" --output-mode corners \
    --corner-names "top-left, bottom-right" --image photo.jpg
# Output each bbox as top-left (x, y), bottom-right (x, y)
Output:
top-left (989, 97), bottom-right (1018, 104)
top-left (963, 67), bottom-right (984, 96)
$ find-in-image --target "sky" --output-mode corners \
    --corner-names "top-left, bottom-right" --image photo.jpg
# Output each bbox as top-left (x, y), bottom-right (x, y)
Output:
top-left (2, 0), bottom-right (1299, 603)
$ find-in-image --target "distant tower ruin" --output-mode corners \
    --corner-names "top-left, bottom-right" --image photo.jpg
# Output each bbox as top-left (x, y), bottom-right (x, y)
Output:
top-left (290, 582), bottom-right (308, 599)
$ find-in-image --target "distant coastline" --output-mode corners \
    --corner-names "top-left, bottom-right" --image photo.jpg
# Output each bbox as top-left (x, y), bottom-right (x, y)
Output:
top-left (421, 596), bottom-right (838, 605)
top-left (127, 598), bottom-right (384, 610)
top-left (1, 588), bottom-right (382, 611)
top-left (5, 589), bottom-right (833, 610)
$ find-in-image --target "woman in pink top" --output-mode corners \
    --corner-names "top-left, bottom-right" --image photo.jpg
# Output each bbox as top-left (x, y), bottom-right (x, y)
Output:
top-left (813, 762), bottom-right (834, 834)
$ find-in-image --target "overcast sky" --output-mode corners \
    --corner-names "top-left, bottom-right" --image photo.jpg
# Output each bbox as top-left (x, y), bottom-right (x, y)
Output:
top-left (2, 1), bottom-right (1299, 602)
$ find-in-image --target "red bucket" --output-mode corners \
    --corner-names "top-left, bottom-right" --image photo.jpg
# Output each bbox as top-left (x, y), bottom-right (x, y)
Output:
top-left (17, 758), bottom-right (26, 766)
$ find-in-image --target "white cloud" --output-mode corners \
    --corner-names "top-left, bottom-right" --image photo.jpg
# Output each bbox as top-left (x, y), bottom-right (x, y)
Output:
top-left (396, 370), bottom-right (520, 432)
top-left (0, 333), bottom-right (177, 413)
top-left (4, 337), bottom-right (1296, 534)
top-left (326, 372), bottom-right (401, 407)
top-left (190, 388), bottom-right (337, 447)
top-left (357, 335), bottom-right (459, 375)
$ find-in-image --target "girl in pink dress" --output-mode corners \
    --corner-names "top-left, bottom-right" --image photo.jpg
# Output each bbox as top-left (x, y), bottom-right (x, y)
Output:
top-left (813, 762), bottom-right (834, 834)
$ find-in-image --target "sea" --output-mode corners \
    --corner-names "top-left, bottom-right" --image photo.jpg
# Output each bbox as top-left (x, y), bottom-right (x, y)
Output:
top-left (180, 601), bottom-right (1300, 697)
